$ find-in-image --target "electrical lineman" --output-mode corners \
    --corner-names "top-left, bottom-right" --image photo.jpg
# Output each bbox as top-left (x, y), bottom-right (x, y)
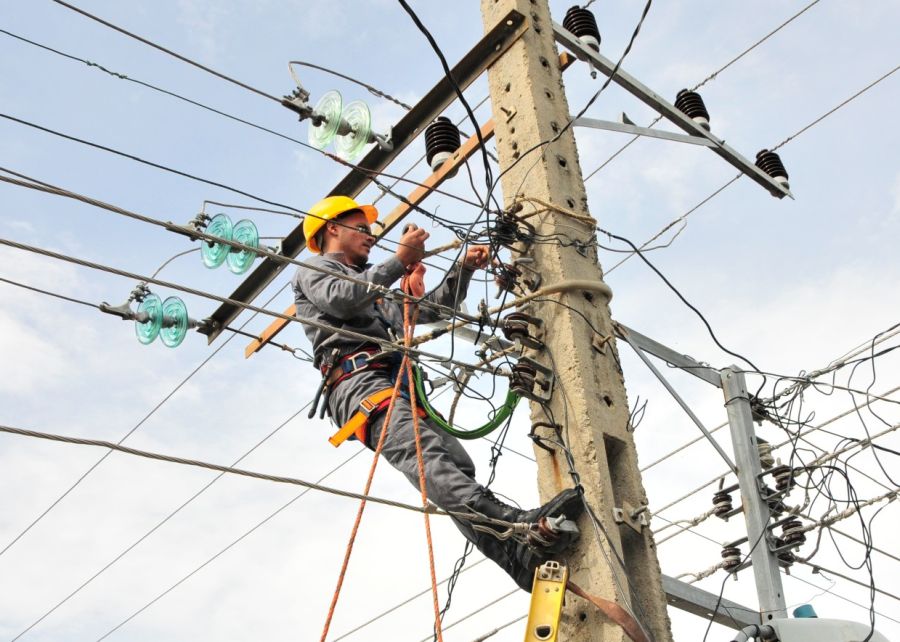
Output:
top-left (292, 195), bottom-right (585, 591)
top-left (479, 1), bottom-right (674, 640)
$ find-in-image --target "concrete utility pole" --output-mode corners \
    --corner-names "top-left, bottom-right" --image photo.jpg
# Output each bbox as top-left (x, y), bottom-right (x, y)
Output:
top-left (480, 1), bottom-right (673, 640)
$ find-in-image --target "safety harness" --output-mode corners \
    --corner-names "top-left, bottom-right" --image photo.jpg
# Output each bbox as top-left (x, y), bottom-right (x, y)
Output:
top-left (324, 259), bottom-right (429, 448)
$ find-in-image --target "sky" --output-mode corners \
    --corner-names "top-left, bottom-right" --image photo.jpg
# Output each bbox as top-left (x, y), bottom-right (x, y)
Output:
top-left (1, 1), bottom-right (899, 641)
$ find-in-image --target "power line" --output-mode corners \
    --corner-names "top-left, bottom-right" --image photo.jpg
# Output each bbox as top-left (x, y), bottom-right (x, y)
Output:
top-left (0, 422), bottom-right (502, 521)
top-left (601, 61), bottom-right (900, 275)
top-left (10, 401), bottom-right (314, 640)
top-left (582, 0), bottom-right (825, 184)
top-left (415, 589), bottom-right (519, 642)
top-left (0, 280), bottom-right (291, 560)
top-left (0, 234), bottom-right (503, 376)
top-left (798, 561), bottom-right (900, 604)
top-left (771, 63), bottom-right (900, 151)
top-left (0, 275), bottom-right (99, 310)
top-left (332, 558), bottom-right (489, 641)
top-left (0, 112), bottom-right (306, 213)
top-left (0, 27), bottom-right (485, 211)
top-left (690, 0), bottom-right (824, 92)
top-left (95, 447), bottom-right (369, 640)
top-left (49, 0), bottom-right (282, 103)
top-left (0, 169), bottom-right (487, 329)
top-left (95, 381), bottom-right (465, 638)
top-left (788, 574), bottom-right (900, 625)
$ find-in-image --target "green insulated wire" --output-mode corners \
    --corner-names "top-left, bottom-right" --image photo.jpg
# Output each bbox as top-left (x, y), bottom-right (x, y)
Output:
top-left (413, 367), bottom-right (519, 440)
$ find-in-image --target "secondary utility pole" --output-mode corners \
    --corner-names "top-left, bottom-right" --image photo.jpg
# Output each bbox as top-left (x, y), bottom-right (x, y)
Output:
top-left (480, 1), bottom-right (673, 640)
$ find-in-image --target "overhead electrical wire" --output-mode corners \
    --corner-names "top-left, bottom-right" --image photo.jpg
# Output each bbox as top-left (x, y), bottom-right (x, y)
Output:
top-left (49, 0), bottom-right (281, 103)
top-left (0, 169), bottom-right (487, 328)
top-left (0, 26), bottom-right (486, 212)
top-left (10, 400), bottom-right (313, 640)
top-left (0, 235), bottom-right (503, 376)
top-left (581, 0), bottom-right (824, 185)
top-left (601, 61), bottom-right (900, 276)
top-left (0, 278), bottom-right (294, 560)
top-left (0, 422), bottom-right (526, 529)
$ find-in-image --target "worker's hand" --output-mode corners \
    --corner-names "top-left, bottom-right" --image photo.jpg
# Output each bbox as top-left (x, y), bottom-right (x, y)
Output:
top-left (395, 225), bottom-right (429, 267)
top-left (463, 245), bottom-right (490, 270)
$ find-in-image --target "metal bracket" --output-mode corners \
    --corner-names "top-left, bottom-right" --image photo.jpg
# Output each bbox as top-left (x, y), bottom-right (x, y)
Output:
top-left (573, 115), bottom-right (717, 147)
top-left (511, 356), bottom-right (555, 403)
top-left (524, 561), bottom-right (568, 642)
top-left (99, 301), bottom-right (135, 321)
top-left (613, 501), bottom-right (650, 534)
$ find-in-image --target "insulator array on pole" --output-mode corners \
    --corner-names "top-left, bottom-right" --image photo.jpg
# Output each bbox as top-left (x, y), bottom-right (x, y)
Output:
top-left (298, 89), bottom-right (392, 161)
top-left (755, 149), bottom-right (790, 189)
top-left (675, 89), bottom-right (711, 131)
top-left (501, 312), bottom-right (544, 349)
top-left (721, 546), bottom-right (742, 572)
top-left (563, 6), bottom-right (601, 51)
top-left (424, 116), bottom-right (461, 177)
top-left (712, 490), bottom-right (733, 518)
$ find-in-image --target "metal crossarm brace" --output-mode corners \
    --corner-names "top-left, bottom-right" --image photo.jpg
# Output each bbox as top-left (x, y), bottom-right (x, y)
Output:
top-left (615, 323), bottom-right (721, 386)
top-left (573, 116), bottom-right (717, 147)
top-left (201, 10), bottom-right (530, 343)
top-left (661, 575), bottom-right (760, 630)
top-left (552, 21), bottom-right (794, 200)
top-left (619, 327), bottom-right (737, 473)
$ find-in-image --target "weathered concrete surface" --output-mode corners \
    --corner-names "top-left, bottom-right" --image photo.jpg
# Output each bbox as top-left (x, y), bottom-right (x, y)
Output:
top-left (480, 2), bottom-right (674, 640)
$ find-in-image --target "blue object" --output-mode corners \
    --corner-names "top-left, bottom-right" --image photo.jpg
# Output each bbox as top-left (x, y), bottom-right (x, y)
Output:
top-left (793, 604), bottom-right (818, 618)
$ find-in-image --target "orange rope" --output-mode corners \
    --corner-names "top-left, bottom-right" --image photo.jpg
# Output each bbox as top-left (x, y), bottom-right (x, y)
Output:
top-left (319, 260), bottom-right (442, 641)
top-left (401, 265), bottom-right (444, 641)
top-left (318, 366), bottom-right (406, 641)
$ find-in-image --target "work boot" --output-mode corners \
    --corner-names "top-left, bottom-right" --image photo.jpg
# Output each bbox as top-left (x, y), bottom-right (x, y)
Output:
top-left (469, 487), bottom-right (584, 525)
top-left (466, 488), bottom-right (585, 592)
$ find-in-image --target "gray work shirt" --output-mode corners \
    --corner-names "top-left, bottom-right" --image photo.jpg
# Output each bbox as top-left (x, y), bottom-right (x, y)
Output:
top-left (291, 252), bottom-right (475, 368)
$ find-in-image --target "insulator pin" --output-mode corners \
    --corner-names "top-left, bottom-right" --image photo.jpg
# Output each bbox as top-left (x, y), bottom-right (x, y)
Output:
top-left (721, 546), bottom-right (742, 572)
top-left (675, 89), bottom-right (711, 131)
top-left (771, 464), bottom-right (795, 492)
top-left (511, 361), bottom-right (538, 393)
top-left (758, 438), bottom-right (775, 470)
top-left (755, 149), bottom-right (790, 189)
top-left (502, 313), bottom-right (532, 343)
top-left (712, 490), bottom-right (733, 518)
top-left (781, 518), bottom-right (806, 547)
top-left (425, 116), bottom-right (461, 177)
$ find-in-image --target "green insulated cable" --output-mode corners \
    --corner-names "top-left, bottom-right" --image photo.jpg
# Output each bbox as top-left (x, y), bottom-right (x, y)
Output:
top-left (413, 366), bottom-right (519, 439)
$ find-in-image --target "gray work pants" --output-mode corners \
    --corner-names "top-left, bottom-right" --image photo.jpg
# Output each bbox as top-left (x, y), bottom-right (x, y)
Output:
top-left (328, 369), bottom-right (482, 518)
top-left (326, 369), bottom-right (521, 579)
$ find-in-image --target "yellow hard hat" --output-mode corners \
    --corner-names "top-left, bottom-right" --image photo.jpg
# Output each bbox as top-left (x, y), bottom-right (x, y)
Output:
top-left (303, 196), bottom-right (378, 254)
